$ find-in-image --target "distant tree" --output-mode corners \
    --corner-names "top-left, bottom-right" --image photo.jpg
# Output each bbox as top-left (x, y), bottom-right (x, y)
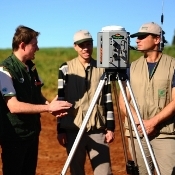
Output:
top-left (172, 29), bottom-right (175, 45)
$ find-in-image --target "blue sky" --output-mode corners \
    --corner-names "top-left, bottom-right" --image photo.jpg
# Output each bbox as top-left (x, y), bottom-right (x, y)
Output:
top-left (0, 0), bottom-right (175, 49)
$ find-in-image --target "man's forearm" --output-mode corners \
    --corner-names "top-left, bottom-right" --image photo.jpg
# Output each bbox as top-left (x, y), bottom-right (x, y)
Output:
top-left (7, 101), bottom-right (50, 114)
top-left (152, 100), bottom-right (175, 126)
top-left (5, 96), bottom-right (71, 114)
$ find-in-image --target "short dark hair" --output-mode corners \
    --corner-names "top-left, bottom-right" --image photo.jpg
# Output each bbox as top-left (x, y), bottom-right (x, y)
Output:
top-left (12, 25), bottom-right (40, 51)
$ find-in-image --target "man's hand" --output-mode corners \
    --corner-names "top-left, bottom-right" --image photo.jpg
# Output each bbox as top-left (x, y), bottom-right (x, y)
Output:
top-left (105, 130), bottom-right (115, 143)
top-left (137, 119), bottom-right (158, 136)
top-left (57, 133), bottom-right (67, 147)
top-left (48, 95), bottom-right (72, 116)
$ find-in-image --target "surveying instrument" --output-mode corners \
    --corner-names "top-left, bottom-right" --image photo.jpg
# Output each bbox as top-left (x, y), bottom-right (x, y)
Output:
top-left (60, 26), bottom-right (160, 175)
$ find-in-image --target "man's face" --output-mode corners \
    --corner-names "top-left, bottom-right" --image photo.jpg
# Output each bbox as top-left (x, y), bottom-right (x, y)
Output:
top-left (136, 34), bottom-right (160, 51)
top-left (74, 41), bottom-right (93, 60)
top-left (24, 38), bottom-right (39, 60)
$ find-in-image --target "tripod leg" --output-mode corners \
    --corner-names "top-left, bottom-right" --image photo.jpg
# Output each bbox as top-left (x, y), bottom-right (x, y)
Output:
top-left (126, 115), bottom-right (139, 175)
top-left (60, 73), bottom-right (108, 175)
top-left (111, 81), bottom-right (128, 163)
top-left (112, 81), bottom-right (139, 175)
top-left (125, 80), bottom-right (160, 175)
top-left (117, 79), bottom-right (153, 175)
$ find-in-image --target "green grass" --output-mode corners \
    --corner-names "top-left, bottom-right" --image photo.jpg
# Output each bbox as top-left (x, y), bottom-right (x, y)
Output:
top-left (0, 46), bottom-right (175, 100)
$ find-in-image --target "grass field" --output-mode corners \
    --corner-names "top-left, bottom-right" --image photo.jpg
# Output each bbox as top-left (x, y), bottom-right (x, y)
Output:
top-left (0, 47), bottom-right (175, 174)
top-left (0, 46), bottom-right (175, 100)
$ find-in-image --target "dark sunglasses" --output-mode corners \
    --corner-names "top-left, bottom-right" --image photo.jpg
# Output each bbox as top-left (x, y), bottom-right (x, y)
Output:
top-left (137, 34), bottom-right (150, 40)
top-left (77, 41), bottom-right (93, 48)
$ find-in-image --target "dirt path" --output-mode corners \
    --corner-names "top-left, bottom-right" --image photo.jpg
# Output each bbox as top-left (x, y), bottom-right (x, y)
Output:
top-left (0, 110), bottom-right (131, 175)
top-left (36, 110), bottom-right (130, 175)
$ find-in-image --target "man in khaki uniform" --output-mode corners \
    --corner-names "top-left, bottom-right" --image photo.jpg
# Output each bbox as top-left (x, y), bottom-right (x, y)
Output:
top-left (119, 22), bottom-right (175, 175)
top-left (57, 30), bottom-right (115, 175)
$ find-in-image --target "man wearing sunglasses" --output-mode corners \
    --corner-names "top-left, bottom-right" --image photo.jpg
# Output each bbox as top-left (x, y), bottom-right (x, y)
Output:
top-left (119, 22), bottom-right (175, 175)
top-left (57, 30), bottom-right (115, 175)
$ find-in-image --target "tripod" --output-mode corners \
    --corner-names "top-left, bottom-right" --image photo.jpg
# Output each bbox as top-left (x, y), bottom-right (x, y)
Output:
top-left (60, 70), bottom-right (161, 175)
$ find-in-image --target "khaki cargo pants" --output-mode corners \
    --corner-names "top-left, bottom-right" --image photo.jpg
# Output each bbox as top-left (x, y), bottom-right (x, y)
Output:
top-left (128, 136), bottom-right (175, 175)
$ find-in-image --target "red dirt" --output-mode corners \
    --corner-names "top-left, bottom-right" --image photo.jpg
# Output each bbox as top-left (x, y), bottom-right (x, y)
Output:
top-left (0, 108), bottom-right (131, 175)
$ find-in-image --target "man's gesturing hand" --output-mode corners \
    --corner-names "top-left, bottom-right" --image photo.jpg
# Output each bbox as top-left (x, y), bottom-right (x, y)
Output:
top-left (48, 96), bottom-right (72, 117)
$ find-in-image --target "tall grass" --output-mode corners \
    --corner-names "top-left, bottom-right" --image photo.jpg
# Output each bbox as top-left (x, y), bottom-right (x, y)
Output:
top-left (0, 46), bottom-right (175, 100)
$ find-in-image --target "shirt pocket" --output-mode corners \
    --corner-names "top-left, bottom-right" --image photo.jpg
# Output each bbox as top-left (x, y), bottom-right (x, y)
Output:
top-left (154, 79), bottom-right (170, 109)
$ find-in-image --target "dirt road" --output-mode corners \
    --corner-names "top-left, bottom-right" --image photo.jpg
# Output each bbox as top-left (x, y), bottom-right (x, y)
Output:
top-left (0, 110), bottom-right (131, 175)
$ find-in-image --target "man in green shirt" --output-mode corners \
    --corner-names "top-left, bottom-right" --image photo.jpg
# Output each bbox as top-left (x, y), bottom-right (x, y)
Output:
top-left (0, 25), bottom-right (72, 175)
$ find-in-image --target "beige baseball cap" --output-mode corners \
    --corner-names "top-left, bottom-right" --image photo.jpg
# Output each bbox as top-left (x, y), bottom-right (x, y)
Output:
top-left (130, 22), bottom-right (162, 38)
top-left (73, 30), bottom-right (93, 44)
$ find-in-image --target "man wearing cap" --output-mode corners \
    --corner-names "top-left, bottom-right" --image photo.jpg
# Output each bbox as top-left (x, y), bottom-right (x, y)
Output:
top-left (57, 30), bottom-right (115, 175)
top-left (119, 22), bottom-right (175, 175)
